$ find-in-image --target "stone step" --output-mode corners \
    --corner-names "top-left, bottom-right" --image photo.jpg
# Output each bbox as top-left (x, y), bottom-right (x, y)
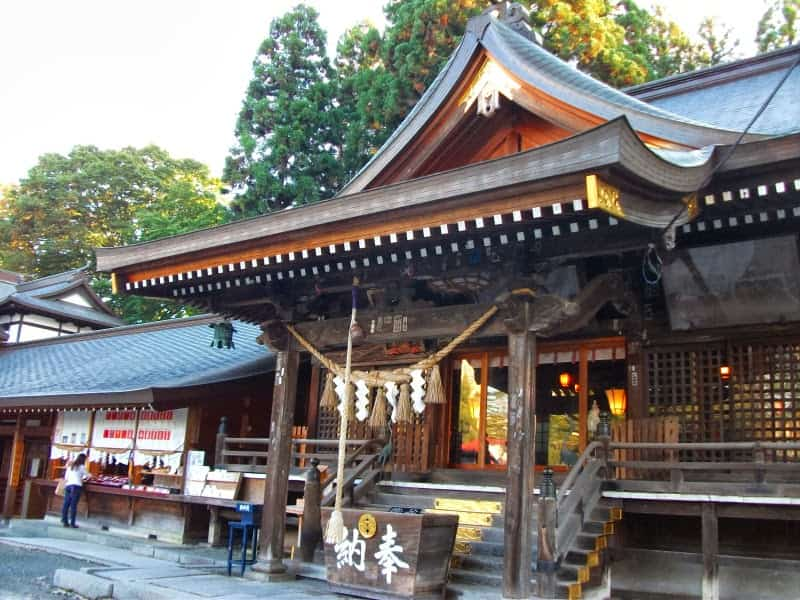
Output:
top-left (456, 539), bottom-right (505, 558)
top-left (448, 567), bottom-right (504, 587)
top-left (376, 480), bottom-right (505, 500)
top-left (367, 492), bottom-right (437, 509)
top-left (456, 552), bottom-right (505, 572)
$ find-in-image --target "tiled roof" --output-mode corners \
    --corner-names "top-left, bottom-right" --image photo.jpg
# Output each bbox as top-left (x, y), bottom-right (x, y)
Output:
top-left (339, 13), bottom-right (771, 196)
top-left (0, 315), bottom-right (273, 404)
top-left (627, 45), bottom-right (800, 136)
top-left (0, 268), bottom-right (123, 328)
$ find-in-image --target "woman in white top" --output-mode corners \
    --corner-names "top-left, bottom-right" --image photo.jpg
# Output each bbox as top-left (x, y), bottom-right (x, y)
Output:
top-left (61, 453), bottom-right (88, 528)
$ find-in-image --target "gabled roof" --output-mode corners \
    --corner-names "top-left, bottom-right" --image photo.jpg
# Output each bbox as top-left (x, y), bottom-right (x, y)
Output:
top-left (0, 314), bottom-right (273, 408)
top-left (339, 13), bottom-right (767, 196)
top-left (626, 44), bottom-right (800, 136)
top-left (95, 116), bottom-right (800, 280)
top-left (0, 267), bottom-right (123, 329)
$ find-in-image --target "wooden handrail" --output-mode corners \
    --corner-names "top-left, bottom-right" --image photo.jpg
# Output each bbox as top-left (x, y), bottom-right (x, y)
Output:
top-left (610, 441), bottom-right (800, 451)
top-left (554, 441), bottom-right (606, 561)
top-left (222, 437), bottom-right (374, 446)
top-left (321, 452), bottom-right (380, 507)
top-left (557, 441), bottom-right (602, 501)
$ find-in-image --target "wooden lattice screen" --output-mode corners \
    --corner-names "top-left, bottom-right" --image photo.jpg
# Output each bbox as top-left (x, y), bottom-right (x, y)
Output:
top-left (611, 416), bottom-right (680, 479)
top-left (646, 337), bottom-right (800, 459)
top-left (391, 413), bottom-right (430, 472)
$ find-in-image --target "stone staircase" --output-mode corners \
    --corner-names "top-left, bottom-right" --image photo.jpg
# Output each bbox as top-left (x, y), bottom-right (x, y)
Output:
top-left (355, 470), bottom-right (518, 588)
top-left (355, 470), bottom-right (623, 599)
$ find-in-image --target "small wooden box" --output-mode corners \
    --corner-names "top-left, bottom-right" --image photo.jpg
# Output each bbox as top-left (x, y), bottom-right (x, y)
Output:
top-left (201, 470), bottom-right (241, 500)
top-left (322, 507), bottom-right (458, 600)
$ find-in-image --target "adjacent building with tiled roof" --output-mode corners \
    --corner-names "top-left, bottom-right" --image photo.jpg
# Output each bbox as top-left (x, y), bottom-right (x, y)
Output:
top-left (0, 267), bottom-right (123, 344)
top-left (0, 314), bottom-right (273, 410)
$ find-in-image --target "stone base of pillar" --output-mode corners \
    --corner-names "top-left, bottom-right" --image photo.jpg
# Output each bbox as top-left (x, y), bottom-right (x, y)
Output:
top-left (246, 560), bottom-right (296, 582)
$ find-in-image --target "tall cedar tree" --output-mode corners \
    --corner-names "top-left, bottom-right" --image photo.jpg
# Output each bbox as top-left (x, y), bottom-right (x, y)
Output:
top-left (0, 145), bottom-right (228, 322)
top-left (757, 0), bottom-right (799, 52)
top-left (224, 5), bottom-right (343, 217)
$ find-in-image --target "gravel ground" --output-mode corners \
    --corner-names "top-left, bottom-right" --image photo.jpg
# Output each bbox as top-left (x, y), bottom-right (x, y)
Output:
top-left (0, 542), bottom-right (98, 599)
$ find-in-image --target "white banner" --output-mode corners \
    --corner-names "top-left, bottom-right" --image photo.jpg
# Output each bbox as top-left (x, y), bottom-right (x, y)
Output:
top-left (132, 408), bottom-right (187, 467)
top-left (50, 411), bottom-right (92, 459)
top-left (91, 409), bottom-right (137, 451)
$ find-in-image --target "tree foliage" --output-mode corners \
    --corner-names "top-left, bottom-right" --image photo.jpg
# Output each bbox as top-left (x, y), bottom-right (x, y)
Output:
top-left (224, 4), bottom-right (343, 217)
top-left (0, 145), bottom-right (228, 323)
top-left (757, 0), bottom-right (799, 52)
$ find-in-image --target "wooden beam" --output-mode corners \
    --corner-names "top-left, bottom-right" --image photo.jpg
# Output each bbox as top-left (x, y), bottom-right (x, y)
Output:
top-left (292, 272), bottom-right (625, 351)
top-left (503, 301), bottom-right (536, 598)
top-left (701, 502), bottom-right (719, 600)
top-left (252, 346), bottom-right (300, 577)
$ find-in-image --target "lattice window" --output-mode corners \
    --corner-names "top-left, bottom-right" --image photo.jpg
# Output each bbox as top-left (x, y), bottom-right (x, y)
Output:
top-left (729, 340), bottom-right (800, 460)
top-left (646, 338), bottom-right (800, 461)
top-left (647, 345), bottom-right (724, 445)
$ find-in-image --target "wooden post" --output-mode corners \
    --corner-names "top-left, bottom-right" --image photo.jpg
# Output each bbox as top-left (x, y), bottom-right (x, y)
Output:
top-left (300, 457), bottom-right (322, 563)
top-left (702, 502), bottom-right (719, 600)
top-left (578, 346), bottom-right (589, 451)
top-left (537, 468), bottom-right (558, 598)
top-left (251, 346), bottom-right (300, 578)
top-left (305, 365), bottom-right (321, 439)
top-left (214, 416), bottom-right (227, 469)
top-left (2, 414), bottom-right (24, 520)
top-left (503, 301), bottom-right (536, 599)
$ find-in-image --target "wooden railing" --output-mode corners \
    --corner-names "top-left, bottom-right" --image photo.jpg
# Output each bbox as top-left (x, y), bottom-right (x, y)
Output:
top-left (537, 417), bottom-right (800, 598)
top-left (608, 441), bottom-right (800, 489)
top-left (553, 441), bottom-right (605, 561)
top-left (216, 435), bottom-right (377, 473)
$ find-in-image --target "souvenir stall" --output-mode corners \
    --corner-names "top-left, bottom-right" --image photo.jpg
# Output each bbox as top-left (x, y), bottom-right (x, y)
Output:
top-left (41, 407), bottom-right (209, 543)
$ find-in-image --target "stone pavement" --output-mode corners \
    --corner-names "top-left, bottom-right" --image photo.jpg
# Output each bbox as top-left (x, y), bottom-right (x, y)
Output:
top-left (0, 518), bottom-right (500, 600)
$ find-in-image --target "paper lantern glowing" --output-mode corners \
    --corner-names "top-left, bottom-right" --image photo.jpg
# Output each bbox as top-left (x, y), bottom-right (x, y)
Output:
top-left (559, 372), bottom-right (573, 388)
top-left (605, 388), bottom-right (627, 417)
top-left (719, 365), bottom-right (732, 381)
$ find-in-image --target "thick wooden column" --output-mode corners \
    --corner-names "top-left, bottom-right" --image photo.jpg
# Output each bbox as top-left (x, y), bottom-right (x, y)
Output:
top-left (503, 301), bottom-right (537, 599)
top-left (2, 414), bottom-right (24, 520)
top-left (252, 346), bottom-right (300, 577)
top-left (702, 502), bottom-right (719, 600)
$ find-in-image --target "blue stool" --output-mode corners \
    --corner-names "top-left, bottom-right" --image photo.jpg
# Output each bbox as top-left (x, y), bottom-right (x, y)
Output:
top-left (227, 502), bottom-right (261, 576)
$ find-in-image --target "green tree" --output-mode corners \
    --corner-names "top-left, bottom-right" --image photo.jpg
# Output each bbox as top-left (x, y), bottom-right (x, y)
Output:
top-left (334, 21), bottom-right (394, 180)
top-left (531, 0), bottom-right (649, 86)
top-left (757, 0), bottom-right (799, 52)
top-left (616, 2), bottom-right (718, 79)
top-left (0, 145), bottom-right (228, 323)
top-left (224, 4), bottom-right (343, 217)
top-left (697, 16), bottom-right (740, 65)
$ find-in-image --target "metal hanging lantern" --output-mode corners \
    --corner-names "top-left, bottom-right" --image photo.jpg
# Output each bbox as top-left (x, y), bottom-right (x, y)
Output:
top-left (209, 321), bottom-right (236, 349)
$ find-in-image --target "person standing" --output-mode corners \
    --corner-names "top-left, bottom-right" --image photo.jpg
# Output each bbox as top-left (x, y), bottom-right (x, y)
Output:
top-left (61, 453), bottom-right (88, 528)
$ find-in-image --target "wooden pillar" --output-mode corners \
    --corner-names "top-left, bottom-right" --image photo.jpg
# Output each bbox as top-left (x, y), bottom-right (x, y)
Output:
top-left (252, 346), bottom-right (300, 578)
top-left (305, 365), bottom-right (321, 439)
top-left (503, 302), bottom-right (536, 599)
top-left (578, 346), bottom-right (589, 451)
top-left (702, 502), bottom-right (719, 600)
top-left (2, 414), bottom-right (24, 520)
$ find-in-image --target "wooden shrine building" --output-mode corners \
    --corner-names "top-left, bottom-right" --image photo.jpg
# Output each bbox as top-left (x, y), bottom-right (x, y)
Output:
top-left (96, 4), bottom-right (800, 599)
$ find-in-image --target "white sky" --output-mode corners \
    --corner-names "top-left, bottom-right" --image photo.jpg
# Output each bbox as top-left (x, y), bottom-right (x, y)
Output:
top-left (0, 0), bottom-right (769, 185)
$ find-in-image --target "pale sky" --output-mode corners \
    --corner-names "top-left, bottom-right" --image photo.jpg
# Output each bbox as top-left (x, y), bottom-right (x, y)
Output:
top-left (0, 1), bottom-right (769, 185)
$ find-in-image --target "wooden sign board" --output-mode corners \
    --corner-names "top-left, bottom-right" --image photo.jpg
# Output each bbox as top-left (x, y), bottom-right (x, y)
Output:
top-left (201, 470), bottom-right (241, 500)
top-left (322, 507), bottom-right (457, 600)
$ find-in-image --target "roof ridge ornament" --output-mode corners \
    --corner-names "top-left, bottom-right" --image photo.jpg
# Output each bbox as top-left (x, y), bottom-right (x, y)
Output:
top-left (484, 1), bottom-right (542, 45)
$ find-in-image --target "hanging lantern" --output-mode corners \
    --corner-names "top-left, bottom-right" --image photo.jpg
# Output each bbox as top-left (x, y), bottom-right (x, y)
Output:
top-left (209, 321), bottom-right (236, 349)
top-left (719, 365), bottom-right (732, 381)
top-left (605, 388), bottom-right (627, 417)
top-left (559, 372), bottom-right (573, 388)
